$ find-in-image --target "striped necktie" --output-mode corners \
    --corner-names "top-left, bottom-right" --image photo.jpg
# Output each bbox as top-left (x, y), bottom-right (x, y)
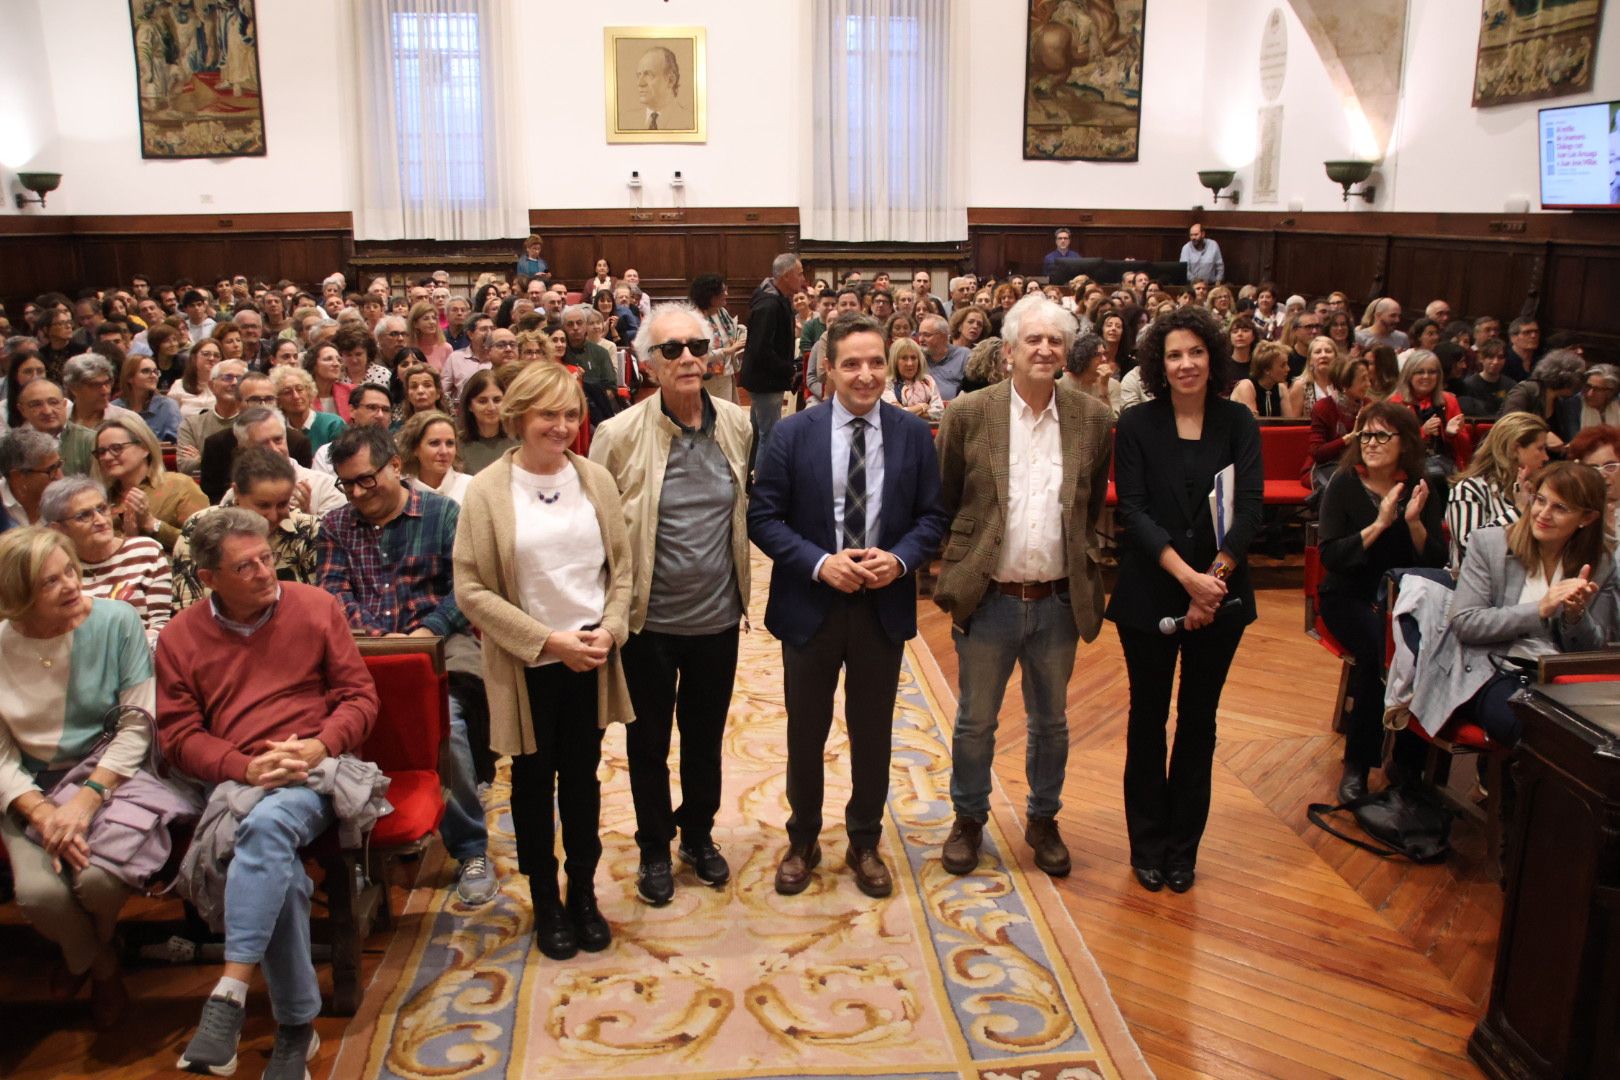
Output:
top-left (843, 416), bottom-right (868, 549)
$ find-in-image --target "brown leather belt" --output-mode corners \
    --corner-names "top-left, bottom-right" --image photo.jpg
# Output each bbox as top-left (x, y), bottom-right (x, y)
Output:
top-left (994, 578), bottom-right (1068, 601)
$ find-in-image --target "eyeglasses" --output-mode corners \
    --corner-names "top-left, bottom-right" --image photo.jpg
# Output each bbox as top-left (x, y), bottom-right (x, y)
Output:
top-left (1584, 461), bottom-right (1620, 476)
top-left (92, 441), bottom-right (137, 460)
top-left (652, 338), bottom-right (713, 360)
top-left (62, 502), bottom-right (111, 526)
top-left (19, 461), bottom-right (63, 478)
top-left (1296, 322), bottom-right (1323, 332)
top-left (335, 466), bottom-right (386, 493)
top-left (243, 394), bottom-right (277, 407)
top-left (213, 373), bottom-right (243, 384)
top-left (1357, 430), bottom-right (1396, 446)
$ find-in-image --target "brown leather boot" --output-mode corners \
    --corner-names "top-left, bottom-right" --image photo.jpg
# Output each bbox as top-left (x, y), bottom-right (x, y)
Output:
top-left (845, 845), bottom-right (893, 898)
top-left (1024, 816), bottom-right (1072, 877)
top-left (774, 841), bottom-right (821, 895)
top-left (941, 816), bottom-right (984, 875)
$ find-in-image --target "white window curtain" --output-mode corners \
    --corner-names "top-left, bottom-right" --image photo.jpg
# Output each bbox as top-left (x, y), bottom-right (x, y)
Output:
top-left (349, 0), bottom-right (525, 241)
top-left (805, 0), bottom-right (966, 243)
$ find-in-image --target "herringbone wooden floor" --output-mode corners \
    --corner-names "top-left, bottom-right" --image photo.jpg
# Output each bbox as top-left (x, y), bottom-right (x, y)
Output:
top-left (915, 565), bottom-right (1499, 1079)
top-left (1, 568), bottom-right (1499, 1079)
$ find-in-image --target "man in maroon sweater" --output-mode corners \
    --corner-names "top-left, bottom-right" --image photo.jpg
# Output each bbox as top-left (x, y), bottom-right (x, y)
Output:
top-left (156, 507), bottom-right (378, 1078)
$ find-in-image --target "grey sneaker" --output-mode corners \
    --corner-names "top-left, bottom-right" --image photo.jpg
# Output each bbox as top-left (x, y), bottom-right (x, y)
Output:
top-left (263, 1023), bottom-right (320, 1080)
top-left (456, 855), bottom-right (498, 906)
top-left (177, 994), bottom-right (245, 1075)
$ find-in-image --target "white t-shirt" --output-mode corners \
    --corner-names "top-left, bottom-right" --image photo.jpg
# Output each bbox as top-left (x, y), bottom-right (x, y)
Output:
top-left (510, 462), bottom-right (606, 665)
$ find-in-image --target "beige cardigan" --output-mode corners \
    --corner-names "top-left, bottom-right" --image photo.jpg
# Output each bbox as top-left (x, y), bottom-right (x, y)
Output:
top-left (453, 448), bottom-right (634, 756)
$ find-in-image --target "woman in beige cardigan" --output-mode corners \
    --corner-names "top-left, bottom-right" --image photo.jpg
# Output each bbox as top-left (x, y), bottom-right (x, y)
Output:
top-left (453, 362), bottom-right (633, 963)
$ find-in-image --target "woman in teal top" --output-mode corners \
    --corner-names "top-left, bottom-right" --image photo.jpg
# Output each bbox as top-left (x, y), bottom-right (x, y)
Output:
top-left (0, 527), bottom-right (154, 1029)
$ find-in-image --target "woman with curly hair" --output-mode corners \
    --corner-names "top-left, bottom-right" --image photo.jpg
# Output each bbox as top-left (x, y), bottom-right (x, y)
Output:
top-left (1107, 305), bottom-right (1263, 894)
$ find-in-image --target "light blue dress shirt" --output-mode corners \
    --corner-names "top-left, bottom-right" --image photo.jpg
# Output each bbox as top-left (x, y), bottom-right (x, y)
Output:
top-left (811, 396), bottom-right (889, 581)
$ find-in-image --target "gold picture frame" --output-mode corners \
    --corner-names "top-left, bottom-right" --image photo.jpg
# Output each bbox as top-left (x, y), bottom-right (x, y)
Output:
top-left (604, 26), bottom-right (707, 144)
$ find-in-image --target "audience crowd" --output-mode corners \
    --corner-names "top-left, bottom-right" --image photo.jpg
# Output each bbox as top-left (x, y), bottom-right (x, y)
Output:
top-left (0, 228), bottom-right (1616, 1072)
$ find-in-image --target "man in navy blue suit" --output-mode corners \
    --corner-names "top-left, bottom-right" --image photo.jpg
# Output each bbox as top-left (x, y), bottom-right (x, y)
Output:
top-left (748, 313), bottom-right (949, 900)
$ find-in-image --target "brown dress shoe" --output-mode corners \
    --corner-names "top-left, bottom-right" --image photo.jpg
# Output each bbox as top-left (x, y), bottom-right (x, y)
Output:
top-left (941, 816), bottom-right (984, 875)
top-left (846, 845), bottom-right (893, 898)
top-left (1024, 816), bottom-right (1072, 877)
top-left (774, 841), bottom-right (821, 895)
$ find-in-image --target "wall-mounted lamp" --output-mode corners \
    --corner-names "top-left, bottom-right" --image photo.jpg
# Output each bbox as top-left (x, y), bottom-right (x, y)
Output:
top-left (1323, 160), bottom-right (1375, 204)
top-left (1197, 169), bottom-right (1239, 206)
top-left (14, 171), bottom-right (61, 210)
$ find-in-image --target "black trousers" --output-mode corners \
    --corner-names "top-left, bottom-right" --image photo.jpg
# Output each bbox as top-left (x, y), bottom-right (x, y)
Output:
top-left (1118, 619), bottom-right (1244, 872)
top-left (1318, 590), bottom-right (1428, 775)
top-left (621, 626), bottom-right (740, 858)
top-left (510, 664), bottom-right (604, 890)
top-left (782, 593), bottom-right (903, 850)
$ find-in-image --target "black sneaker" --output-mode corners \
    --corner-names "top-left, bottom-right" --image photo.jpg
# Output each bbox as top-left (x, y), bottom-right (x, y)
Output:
top-left (637, 859), bottom-right (675, 906)
top-left (263, 1023), bottom-right (320, 1080)
top-left (177, 994), bottom-right (245, 1075)
top-left (678, 841), bottom-right (731, 887)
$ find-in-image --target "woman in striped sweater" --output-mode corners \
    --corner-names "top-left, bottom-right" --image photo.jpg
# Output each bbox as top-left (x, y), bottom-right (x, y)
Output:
top-left (39, 476), bottom-right (172, 645)
top-left (1445, 412), bottom-right (1550, 571)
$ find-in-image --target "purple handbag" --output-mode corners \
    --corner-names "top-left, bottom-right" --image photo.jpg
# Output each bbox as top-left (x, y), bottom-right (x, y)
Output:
top-left (26, 705), bottom-right (206, 892)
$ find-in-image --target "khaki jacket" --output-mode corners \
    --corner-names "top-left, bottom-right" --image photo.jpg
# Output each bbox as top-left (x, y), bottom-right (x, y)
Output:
top-left (588, 390), bottom-right (753, 634)
top-left (933, 380), bottom-right (1114, 638)
top-left (453, 449), bottom-right (634, 755)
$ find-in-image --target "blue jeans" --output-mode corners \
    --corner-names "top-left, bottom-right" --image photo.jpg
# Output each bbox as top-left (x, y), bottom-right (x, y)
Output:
top-left (441, 694), bottom-right (488, 863)
top-left (950, 590), bottom-right (1081, 822)
top-left (750, 391), bottom-right (784, 456)
top-left (223, 786), bottom-right (335, 1026)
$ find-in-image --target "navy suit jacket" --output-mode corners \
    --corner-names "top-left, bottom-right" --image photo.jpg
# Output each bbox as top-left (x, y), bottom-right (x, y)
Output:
top-left (748, 401), bottom-right (949, 648)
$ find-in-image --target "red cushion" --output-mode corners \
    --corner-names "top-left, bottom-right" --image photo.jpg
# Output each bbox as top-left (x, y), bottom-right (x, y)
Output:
top-left (1445, 722), bottom-right (1495, 750)
top-left (363, 654), bottom-right (449, 774)
top-left (1263, 479), bottom-right (1313, 504)
top-left (370, 770), bottom-right (445, 847)
top-left (1550, 674), bottom-right (1620, 684)
top-left (1260, 424), bottom-right (1312, 482)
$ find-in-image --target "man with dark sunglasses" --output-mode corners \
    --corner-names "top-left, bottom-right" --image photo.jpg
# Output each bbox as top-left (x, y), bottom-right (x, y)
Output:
top-left (588, 304), bottom-right (754, 906)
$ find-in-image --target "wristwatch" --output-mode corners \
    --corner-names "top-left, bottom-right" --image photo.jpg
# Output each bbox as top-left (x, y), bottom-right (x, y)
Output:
top-left (83, 779), bottom-right (109, 800)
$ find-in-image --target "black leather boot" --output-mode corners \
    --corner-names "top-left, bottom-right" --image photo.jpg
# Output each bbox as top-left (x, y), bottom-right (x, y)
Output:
top-left (532, 881), bottom-right (578, 961)
top-left (566, 880), bottom-right (612, 953)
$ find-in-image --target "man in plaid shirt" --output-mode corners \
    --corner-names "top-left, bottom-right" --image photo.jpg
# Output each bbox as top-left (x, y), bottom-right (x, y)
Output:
top-left (318, 426), bottom-right (496, 906)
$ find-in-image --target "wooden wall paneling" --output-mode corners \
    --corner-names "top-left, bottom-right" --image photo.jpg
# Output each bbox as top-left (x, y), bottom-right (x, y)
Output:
top-left (1568, 247), bottom-right (1620, 338)
top-left (0, 233), bottom-right (79, 306)
top-left (1383, 239), bottom-right (1539, 323)
top-left (1270, 233), bottom-right (1387, 305)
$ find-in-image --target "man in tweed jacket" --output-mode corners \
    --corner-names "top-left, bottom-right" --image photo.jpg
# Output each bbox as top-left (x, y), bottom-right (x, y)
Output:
top-left (932, 294), bottom-right (1113, 880)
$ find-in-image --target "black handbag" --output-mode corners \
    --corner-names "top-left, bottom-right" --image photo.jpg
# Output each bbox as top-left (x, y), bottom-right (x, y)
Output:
top-left (1308, 782), bottom-right (1455, 863)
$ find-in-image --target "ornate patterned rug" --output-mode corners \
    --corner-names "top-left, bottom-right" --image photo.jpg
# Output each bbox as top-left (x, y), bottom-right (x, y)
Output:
top-left (332, 559), bottom-right (1149, 1080)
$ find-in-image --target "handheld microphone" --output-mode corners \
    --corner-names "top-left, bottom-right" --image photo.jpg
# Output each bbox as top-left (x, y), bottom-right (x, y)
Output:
top-left (1158, 597), bottom-right (1242, 635)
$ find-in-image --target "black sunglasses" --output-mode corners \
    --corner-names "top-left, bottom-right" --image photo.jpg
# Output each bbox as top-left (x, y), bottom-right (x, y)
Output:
top-left (652, 338), bottom-right (712, 360)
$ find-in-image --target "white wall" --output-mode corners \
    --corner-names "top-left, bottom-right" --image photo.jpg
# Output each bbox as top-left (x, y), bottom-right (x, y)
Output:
top-left (515, 0), bottom-right (804, 210)
top-left (1393, 0), bottom-right (1620, 212)
top-left (963, 1), bottom-right (1216, 210)
top-left (1160, 0), bottom-right (1620, 214)
top-left (9, 0), bottom-right (1619, 218)
top-left (8, 0), bottom-right (349, 216)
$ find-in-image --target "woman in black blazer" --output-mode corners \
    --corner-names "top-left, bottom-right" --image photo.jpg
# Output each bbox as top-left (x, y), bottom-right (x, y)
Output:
top-left (1106, 306), bottom-right (1263, 894)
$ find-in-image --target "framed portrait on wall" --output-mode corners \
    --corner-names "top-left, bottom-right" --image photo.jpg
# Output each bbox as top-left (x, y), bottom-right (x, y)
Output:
top-left (1022, 0), bottom-right (1146, 161)
top-left (128, 0), bottom-right (267, 159)
top-left (604, 27), bottom-right (707, 144)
